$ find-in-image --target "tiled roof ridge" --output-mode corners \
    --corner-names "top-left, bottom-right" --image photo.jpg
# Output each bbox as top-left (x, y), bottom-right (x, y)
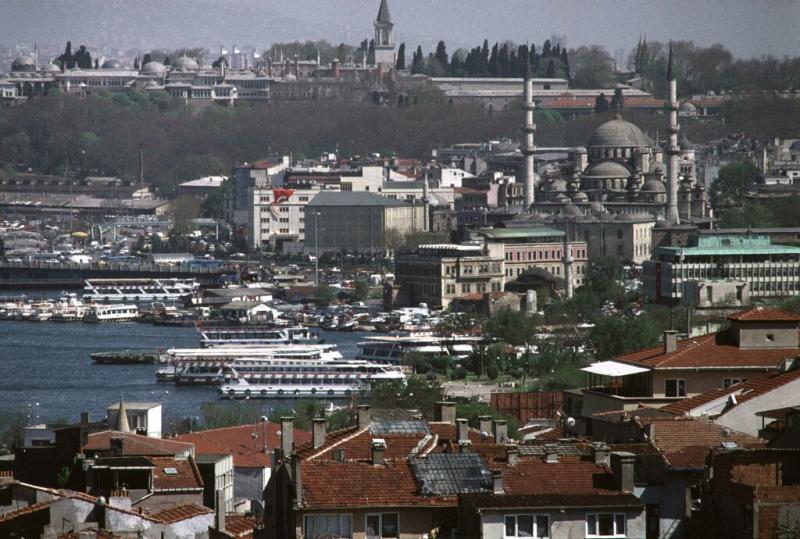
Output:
top-left (614, 332), bottom-right (715, 367)
top-left (0, 500), bottom-right (54, 523)
top-left (306, 426), bottom-right (369, 461)
top-left (151, 502), bottom-right (213, 523)
top-left (728, 307), bottom-right (800, 321)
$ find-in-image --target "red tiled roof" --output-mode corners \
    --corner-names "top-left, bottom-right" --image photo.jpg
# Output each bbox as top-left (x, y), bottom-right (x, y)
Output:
top-left (83, 431), bottom-right (194, 456)
top-left (614, 331), bottom-right (796, 370)
top-left (224, 514), bottom-right (258, 537)
top-left (661, 367), bottom-right (800, 416)
top-left (151, 503), bottom-right (212, 524)
top-left (295, 425), bottom-right (363, 459)
top-left (59, 529), bottom-right (122, 539)
top-left (0, 500), bottom-right (52, 523)
top-left (727, 308), bottom-right (800, 322)
top-left (301, 459), bottom-right (455, 509)
top-left (541, 95), bottom-right (664, 110)
top-left (647, 418), bottom-right (765, 468)
top-left (175, 424), bottom-right (311, 468)
top-left (301, 429), bottom-right (434, 462)
top-left (490, 455), bottom-right (619, 496)
top-left (148, 456), bottom-right (204, 491)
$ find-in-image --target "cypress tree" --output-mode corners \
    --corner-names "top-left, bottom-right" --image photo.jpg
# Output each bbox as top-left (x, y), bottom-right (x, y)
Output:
top-left (545, 59), bottom-right (556, 78)
top-left (396, 42), bottom-right (406, 70)
top-left (434, 41), bottom-right (448, 73)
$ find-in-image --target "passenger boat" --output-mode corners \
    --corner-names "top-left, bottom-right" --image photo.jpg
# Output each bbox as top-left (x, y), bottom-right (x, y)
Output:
top-left (197, 325), bottom-right (323, 347)
top-left (356, 333), bottom-right (482, 365)
top-left (51, 293), bottom-right (89, 322)
top-left (81, 278), bottom-right (199, 304)
top-left (156, 344), bottom-right (343, 384)
top-left (84, 304), bottom-right (140, 323)
top-left (217, 359), bottom-right (404, 399)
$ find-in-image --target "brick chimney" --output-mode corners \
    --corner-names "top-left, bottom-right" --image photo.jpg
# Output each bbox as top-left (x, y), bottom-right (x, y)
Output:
top-left (371, 439), bottom-right (386, 465)
top-left (492, 469), bottom-right (504, 494)
top-left (280, 417), bottom-right (294, 456)
top-left (357, 405), bottom-right (371, 430)
top-left (592, 442), bottom-right (611, 466)
top-left (291, 453), bottom-right (303, 503)
top-left (435, 402), bottom-right (457, 425)
top-left (663, 330), bottom-right (679, 354)
top-left (493, 420), bottom-right (508, 444)
top-left (312, 418), bottom-right (327, 449)
top-left (611, 451), bottom-right (636, 493)
top-left (456, 418), bottom-right (470, 445)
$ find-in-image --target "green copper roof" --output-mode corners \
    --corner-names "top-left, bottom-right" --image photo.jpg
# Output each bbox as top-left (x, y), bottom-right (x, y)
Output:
top-left (659, 233), bottom-right (800, 256)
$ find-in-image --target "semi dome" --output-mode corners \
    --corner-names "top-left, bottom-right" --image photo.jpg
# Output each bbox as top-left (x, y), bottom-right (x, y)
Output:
top-left (680, 101), bottom-right (697, 114)
top-left (141, 61), bottom-right (167, 75)
top-left (641, 178), bottom-right (666, 193)
top-left (571, 191), bottom-right (589, 202)
top-left (11, 55), bottom-right (36, 72)
top-left (172, 56), bottom-right (199, 71)
top-left (40, 62), bottom-right (61, 73)
top-left (590, 117), bottom-right (654, 148)
top-left (545, 179), bottom-right (568, 192)
top-left (680, 134), bottom-right (695, 150)
top-left (585, 161), bottom-right (631, 178)
top-left (102, 59), bottom-right (122, 69)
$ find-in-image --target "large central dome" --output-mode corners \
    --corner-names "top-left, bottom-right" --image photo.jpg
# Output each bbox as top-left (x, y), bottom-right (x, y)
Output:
top-left (590, 117), bottom-right (654, 148)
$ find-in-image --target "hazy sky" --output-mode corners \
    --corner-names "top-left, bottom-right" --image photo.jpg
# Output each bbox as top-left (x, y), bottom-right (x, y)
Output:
top-left (3, 0), bottom-right (799, 58)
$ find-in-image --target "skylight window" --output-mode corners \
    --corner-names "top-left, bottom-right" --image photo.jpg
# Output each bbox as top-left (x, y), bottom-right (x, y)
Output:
top-left (163, 467), bottom-right (178, 475)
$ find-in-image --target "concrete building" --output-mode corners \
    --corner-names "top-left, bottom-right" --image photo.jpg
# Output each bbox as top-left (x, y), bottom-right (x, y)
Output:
top-left (644, 232), bottom-right (800, 303)
top-left (391, 243), bottom-right (505, 309)
top-left (476, 227), bottom-right (588, 289)
top-left (178, 175), bottom-right (227, 198)
top-left (196, 453), bottom-right (235, 513)
top-left (304, 191), bottom-right (425, 254)
top-left (106, 401), bottom-right (163, 438)
top-left (248, 186), bottom-right (319, 251)
top-left (227, 157), bottom-right (291, 231)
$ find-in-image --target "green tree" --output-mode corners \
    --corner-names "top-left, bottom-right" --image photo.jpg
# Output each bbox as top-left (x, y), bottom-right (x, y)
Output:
top-left (484, 308), bottom-right (535, 346)
top-left (316, 285), bottom-right (337, 306)
top-left (434, 41), bottom-right (449, 73)
top-left (711, 161), bottom-right (760, 208)
top-left (351, 277), bottom-right (370, 302)
top-left (569, 46), bottom-right (615, 88)
top-left (396, 42), bottom-right (406, 70)
top-left (590, 315), bottom-right (664, 360)
top-left (168, 194), bottom-right (202, 233)
top-left (201, 179), bottom-right (232, 219)
top-left (0, 131), bottom-right (32, 165)
top-left (367, 377), bottom-right (443, 419)
top-left (594, 93), bottom-right (610, 114)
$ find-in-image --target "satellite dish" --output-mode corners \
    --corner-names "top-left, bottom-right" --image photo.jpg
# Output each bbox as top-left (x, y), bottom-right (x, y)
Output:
top-left (565, 417), bottom-right (576, 429)
top-left (260, 415), bottom-right (269, 422)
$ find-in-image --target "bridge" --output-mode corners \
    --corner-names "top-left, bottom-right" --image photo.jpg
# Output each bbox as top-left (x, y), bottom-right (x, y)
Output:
top-left (0, 260), bottom-right (237, 289)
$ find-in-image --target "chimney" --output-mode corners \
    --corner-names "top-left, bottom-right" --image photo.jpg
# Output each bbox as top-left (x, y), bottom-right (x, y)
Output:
top-left (492, 470), bottom-right (504, 494)
top-left (479, 415), bottom-right (493, 436)
top-left (506, 444), bottom-right (519, 467)
top-left (544, 443), bottom-right (558, 464)
top-left (80, 412), bottom-right (90, 426)
top-left (291, 453), bottom-right (303, 503)
top-left (610, 451), bottom-right (636, 493)
top-left (456, 418), bottom-right (470, 445)
top-left (357, 405), bottom-right (371, 430)
top-left (312, 418), bottom-right (327, 449)
top-left (371, 439), bottom-right (386, 465)
top-left (293, 54), bottom-right (299, 78)
top-left (435, 402), bottom-right (457, 425)
top-left (272, 448), bottom-right (284, 470)
top-left (215, 489), bottom-right (226, 532)
top-left (663, 330), bottom-right (679, 354)
top-left (592, 442), bottom-right (611, 466)
top-left (332, 58), bottom-right (340, 80)
top-left (280, 417), bottom-right (294, 455)
top-left (493, 420), bottom-right (508, 444)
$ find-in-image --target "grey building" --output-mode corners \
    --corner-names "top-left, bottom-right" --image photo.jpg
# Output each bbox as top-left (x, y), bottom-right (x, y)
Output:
top-left (305, 191), bottom-right (424, 254)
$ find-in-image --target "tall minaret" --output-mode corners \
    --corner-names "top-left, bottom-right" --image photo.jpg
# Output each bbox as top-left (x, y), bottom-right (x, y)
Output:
top-left (666, 43), bottom-right (681, 225)
top-left (562, 224), bottom-right (574, 299)
top-left (522, 64), bottom-right (536, 210)
top-left (373, 0), bottom-right (395, 68)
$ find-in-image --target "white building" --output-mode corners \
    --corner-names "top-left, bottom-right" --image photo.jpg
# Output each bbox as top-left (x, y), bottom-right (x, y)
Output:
top-left (106, 402), bottom-right (163, 438)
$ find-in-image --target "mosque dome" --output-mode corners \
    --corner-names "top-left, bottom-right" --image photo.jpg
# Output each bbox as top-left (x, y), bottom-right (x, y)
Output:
top-left (641, 178), bottom-right (666, 193)
top-left (649, 161), bottom-right (665, 175)
top-left (141, 61), bottom-right (167, 75)
top-left (546, 179), bottom-right (568, 192)
top-left (790, 140), bottom-right (800, 152)
top-left (584, 161), bottom-right (631, 178)
top-left (679, 101), bottom-right (697, 114)
top-left (172, 56), bottom-right (199, 71)
top-left (679, 134), bottom-right (695, 150)
top-left (40, 62), bottom-right (61, 73)
top-left (571, 191), bottom-right (589, 202)
top-left (102, 59), bottom-right (122, 69)
top-left (589, 201), bottom-right (606, 214)
top-left (563, 204), bottom-right (583, 217)
top-left (589, 117), bottom-right (654, 148)
top-left (11, 55), bottom-right (36, 72)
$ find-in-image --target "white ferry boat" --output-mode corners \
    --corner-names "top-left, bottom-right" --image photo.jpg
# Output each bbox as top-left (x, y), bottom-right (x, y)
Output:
top-left (84, 304), bottom-right (140, 323)
top-left (356, 333), bottom-right (482, 365)
top-left (197, 325), bottom-right (323, 347)
top-left (218, 359), bottom-right (404, 399)
top-left (51, 293), bottom-right (89, 322)
top-left (156, 344), bottom-right (343, 384)
top-left (81, 278), bottom-right (199, 304)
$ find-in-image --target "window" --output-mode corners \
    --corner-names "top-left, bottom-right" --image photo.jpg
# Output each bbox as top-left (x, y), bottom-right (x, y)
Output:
top-left (665, 379), bottom-right (686, 398)
top-left (586, 513), bottom-right (626, 538)
top-left (766, 333), bottom-right (775, 342)
top-left (304, 514), bottom-right (352, 539)
top-left (366, 513), bottom-right (398, 539)
top-left (505, 514), bottom-right (549, 538)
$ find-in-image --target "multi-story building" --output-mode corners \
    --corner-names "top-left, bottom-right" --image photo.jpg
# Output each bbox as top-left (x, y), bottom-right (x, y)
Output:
top-left (248, 186), bottom-right (322, 251)
top-left (304, 191), bottom-right (425, 254)
top-left (390, 243), bottom-right (505, 309)
top-left (476, 227), bottom-right (588, 288)
top-left (227, 156), bottom-right (291, 233)
top-left (643, 233), bottom-right (800, 303)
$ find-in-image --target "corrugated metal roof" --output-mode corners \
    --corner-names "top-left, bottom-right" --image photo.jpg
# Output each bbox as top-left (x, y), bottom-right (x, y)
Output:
top-left (477, 227), bottom-right (565, 239)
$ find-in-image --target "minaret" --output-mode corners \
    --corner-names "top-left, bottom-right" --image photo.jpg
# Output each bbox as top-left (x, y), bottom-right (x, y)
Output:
top-left (562, 224), bottom-right (574, 299)
top-left (522, 63), bottom-right (536, 210)
top-left (666, 43), bottom-right (681, 225)
top-left (373, 0), bottom-right (395, 68)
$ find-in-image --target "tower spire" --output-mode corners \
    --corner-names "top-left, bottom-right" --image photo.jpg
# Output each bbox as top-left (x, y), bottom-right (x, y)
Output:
top-left (522, 57), bottom-right (536, 210)
top-left (666, 42), bottom-right (680, 225)
top-left (116, 394), bottom-right (130, 433)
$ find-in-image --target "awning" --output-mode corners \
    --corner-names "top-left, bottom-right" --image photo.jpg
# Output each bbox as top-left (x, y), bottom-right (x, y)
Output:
top-left (581, 361), bottom-right (650, 377)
